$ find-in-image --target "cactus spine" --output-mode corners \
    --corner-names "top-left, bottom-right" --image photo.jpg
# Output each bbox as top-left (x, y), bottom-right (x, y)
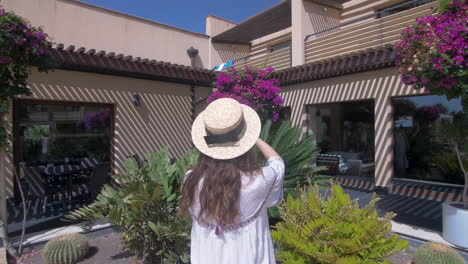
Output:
top-left (43, 233), bottom-right (89, 264)
top-left (413, 242), bottom-right (465, 264)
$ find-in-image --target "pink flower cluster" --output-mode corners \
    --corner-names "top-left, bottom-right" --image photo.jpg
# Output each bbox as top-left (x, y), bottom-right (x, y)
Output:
top-left (414, 106), bottom-right (441, 124)
top-left (208, 67), bottom-right (284, 122)
top-left (0, 9), bottom-right (52, 65)
top-left (80, 110), bottom-right (111, 130)
top-left (395, 0), bottom-right (467, 99)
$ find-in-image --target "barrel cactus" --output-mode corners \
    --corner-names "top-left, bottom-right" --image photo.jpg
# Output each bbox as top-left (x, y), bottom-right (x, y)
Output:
top-left (413, 242), bottom-right (465, 264)
top-left (43, 233), bottom-right (89, 264)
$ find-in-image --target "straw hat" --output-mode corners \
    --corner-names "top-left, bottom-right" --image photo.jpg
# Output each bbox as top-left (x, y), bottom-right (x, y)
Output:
top-left (191, 98), bottom-right (261, 160)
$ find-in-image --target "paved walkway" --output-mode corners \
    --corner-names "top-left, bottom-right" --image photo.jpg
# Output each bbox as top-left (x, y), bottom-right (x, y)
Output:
top-left (342, 187), bottom-right (443, 232)
top-left (339, 186), bottom-right (468, 260)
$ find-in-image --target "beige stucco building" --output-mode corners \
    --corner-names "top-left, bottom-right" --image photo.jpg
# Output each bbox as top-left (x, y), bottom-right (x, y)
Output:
top-left (2, 0), bottom-right (464, 229)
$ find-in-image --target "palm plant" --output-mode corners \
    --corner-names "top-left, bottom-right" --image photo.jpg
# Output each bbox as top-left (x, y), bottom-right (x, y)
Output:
top-left (260, 120), bottom-right (325, 221)
top-left (66, 148), bottom-right (199, 264)
top-left (260, 119), bottom-right (325, 189)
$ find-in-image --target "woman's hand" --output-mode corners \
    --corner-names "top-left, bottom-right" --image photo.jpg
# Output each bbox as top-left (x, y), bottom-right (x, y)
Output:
top-left (256, 138), bottom-right (282, 161)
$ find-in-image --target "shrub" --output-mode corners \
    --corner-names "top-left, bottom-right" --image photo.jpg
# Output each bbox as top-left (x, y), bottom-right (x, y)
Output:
top-left (395, 0), bottom-right (467, 99)
top-left (272, 184), bottom-right (409, 264)
top-left (208, 66), bottom-right (284, 122)
top-left (260, 119), bottom-right (326, 222)
top-left (42, 233), bottom-right (89, 264)
top-left (66, 148), bottom-right (199, 264)
top-left (412, 242), bottom-right (465, 264)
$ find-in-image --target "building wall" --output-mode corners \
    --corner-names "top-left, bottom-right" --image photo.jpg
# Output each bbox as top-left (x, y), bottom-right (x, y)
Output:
top-left (2, 0), bottom-right (210, 67)
top-left (342, 0), bottom-right (415, 25)
top-left (281, 67), bottom-right (426, 188)
top-left (292, 0), bottom-right (341, 66)
top-left (237, 28), bottom-right (293, 70)
top-left (0, 69), bottom-right (211, 198)
top-left (206, 15), bottom-right (250, 69)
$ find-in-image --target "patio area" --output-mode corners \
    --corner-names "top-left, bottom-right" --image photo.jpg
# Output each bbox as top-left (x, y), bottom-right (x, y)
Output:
top-left (333, 175), bottom-right (465, 232)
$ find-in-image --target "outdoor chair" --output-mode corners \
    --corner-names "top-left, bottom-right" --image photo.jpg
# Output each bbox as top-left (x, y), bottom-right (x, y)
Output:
top-left (346, 160), bottom-right (362, 177)
top-left (85, 163), bottom-right (111, 201)
top-left (21, 166), bottom-right (66, 213)
top-left (316, 154), bottom-right (340, 175)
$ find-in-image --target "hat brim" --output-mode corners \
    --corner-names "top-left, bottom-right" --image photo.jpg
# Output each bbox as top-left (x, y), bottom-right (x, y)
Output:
top-left (191, 104), bottom-right (261, 160)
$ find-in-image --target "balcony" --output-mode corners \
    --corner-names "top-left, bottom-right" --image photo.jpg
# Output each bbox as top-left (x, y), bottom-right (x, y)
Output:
top-left (215, 0), bottom-right (436, 71)
top-left (231, 41), bottom-right (292, 71)
top-left (305, 1), bottom-right (436, 63)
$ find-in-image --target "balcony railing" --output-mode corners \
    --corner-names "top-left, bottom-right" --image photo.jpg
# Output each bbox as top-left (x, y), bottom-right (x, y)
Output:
top-left (229, 41), bottom-right (291, 71)
top-left (215, 0), bottom-right (436, 71)
top-left (304, 0), bottom-right (436, 63)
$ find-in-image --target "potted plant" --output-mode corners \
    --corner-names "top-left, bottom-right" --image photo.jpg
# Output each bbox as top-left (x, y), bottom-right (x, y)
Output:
top-left (395, 0), bottom-right (467, 247)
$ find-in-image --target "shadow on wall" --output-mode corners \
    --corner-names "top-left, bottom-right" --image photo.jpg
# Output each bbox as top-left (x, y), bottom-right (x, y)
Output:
top-left (281, 68), bottom-right (426, 188)
top-left (193, 55), bottom-right (205, 69)
top-left (2, 69), bottom-right (212, 197)
top-left (305, 1), bottom-right (341, 39)
top-left (214, 43), bottom-right (250, 65)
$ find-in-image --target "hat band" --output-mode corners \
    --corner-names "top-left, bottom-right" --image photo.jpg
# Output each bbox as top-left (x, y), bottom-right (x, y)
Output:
top-left (204, 119), bottom-right (246, 146)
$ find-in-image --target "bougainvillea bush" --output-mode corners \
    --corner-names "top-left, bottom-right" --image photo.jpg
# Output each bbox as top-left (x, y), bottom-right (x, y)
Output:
top-left (395, 0), bottom-right (467, 99)
top-left (208, 66), bottom-right (284, 122)
top-left (0, 9), bottom-right (54, 150)
top-left (0, 9), bottom-right (54, 98)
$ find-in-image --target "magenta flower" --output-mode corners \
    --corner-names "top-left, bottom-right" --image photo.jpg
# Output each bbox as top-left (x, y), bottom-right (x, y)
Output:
top-left (395, 0), bottom-right (467, 98)
top-left (208, 67), bottom-right (284, 122)
top-left (0, 56), bottom-right (12, 64)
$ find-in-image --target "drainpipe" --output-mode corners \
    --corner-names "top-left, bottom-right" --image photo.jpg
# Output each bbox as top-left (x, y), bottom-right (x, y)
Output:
top-left (187, 47), bottom-right (199, 122)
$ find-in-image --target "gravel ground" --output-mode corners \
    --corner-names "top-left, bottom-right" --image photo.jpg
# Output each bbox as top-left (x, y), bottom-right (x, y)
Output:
top-left (13, 229), bottom-right (139, 264)
top-left (12, 228), bottom-right (426, 264)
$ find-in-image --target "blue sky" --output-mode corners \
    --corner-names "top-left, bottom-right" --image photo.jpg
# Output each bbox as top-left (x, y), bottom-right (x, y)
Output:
top-left (80, 0), bottom-right (282, 34)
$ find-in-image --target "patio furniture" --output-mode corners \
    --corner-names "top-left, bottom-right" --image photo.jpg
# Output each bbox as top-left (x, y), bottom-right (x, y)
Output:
top-left (21, 166), bottom-right (66, 213)
top-left (80, 157), bottom-right (100, 169)
top-left (86, 163), bottom-right (111, 201)
top-left (43, 164), bottom-right (84, 204)
top-left (316, 154), bottom-right (340, 175)
top-left (346, 160), bottom-right (362, 176)
top-left (361, 163), bottom-right (375, 178)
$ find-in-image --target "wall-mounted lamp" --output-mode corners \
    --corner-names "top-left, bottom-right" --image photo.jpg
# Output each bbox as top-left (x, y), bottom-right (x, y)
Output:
top-left (322, 7), bottom-right (328, 12)
top-left (187, 47), bottom-right (199, 59)
top-left (187, 46), bottom-right (199, 68)
top-left (133, 94), bottom-right (142, 106)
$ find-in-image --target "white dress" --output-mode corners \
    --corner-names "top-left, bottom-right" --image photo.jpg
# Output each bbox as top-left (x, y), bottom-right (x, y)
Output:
top-left (188, 157), bottom-right (285, 264)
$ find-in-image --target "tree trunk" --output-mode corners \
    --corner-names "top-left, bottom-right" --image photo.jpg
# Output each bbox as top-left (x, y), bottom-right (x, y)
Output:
top-left (14, 168), bottom-right (27, 255)
top-left (454, 144), bottom-right (467, 204)
top-left (0, 121), bottom-right (16, 257)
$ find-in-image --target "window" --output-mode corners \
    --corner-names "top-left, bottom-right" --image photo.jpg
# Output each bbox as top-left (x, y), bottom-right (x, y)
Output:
top-left (14, 100), bottom-right (113, 165)
top-left (393, 95), bottom-right (467, 184)
top-left (307, 100), bottom-right (375, 177)
top-left (377, 0), bottom-right (434, 18)
top-left (269, 41), bottom-right (291, 53)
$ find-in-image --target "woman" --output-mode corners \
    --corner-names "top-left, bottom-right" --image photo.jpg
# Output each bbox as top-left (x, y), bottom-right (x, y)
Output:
top-left (181, 98), bottom-right (285, 264)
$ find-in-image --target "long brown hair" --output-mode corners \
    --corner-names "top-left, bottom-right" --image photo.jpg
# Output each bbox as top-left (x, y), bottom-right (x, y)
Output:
top-left (180, 149), bottom-right (261, 226)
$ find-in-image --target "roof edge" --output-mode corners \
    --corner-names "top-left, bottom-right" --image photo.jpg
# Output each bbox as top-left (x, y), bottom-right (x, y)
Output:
top-left (206, 14), bottom-right (238, 25)
top-left (273, 46), bottom-right (396, 86)
top-left (304, 0), bottom-right (343, 10)
top-left (59, 0), bottom-right (210, 39)
top-left (50, 46), bottom-right (215, 87)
